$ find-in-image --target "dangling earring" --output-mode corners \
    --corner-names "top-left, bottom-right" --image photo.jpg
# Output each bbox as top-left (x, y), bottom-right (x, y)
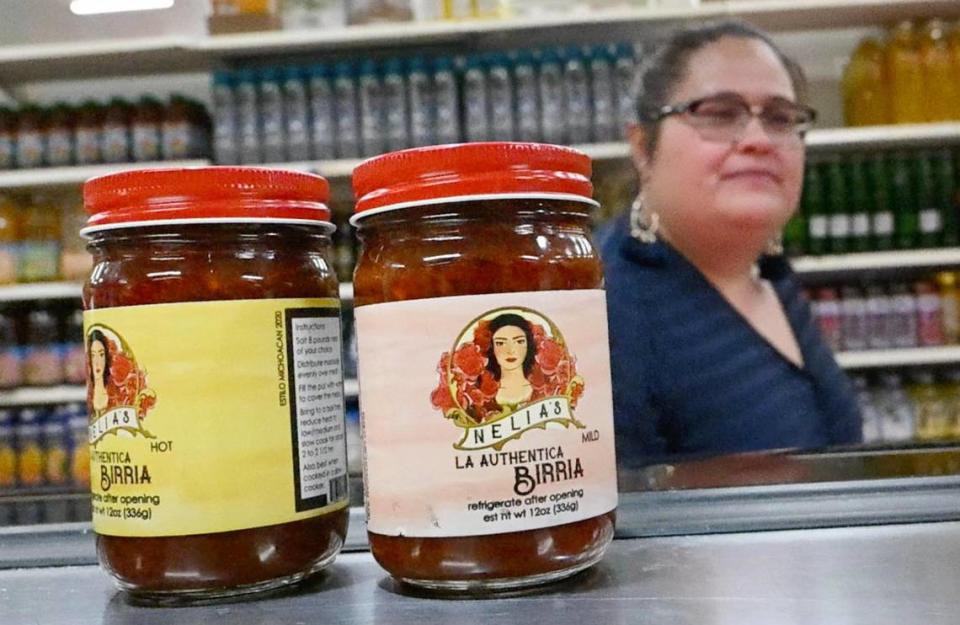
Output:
top-left (764, 233), bottom-right (784, 256)
top-left (630, 194), bottom-right (659, 244)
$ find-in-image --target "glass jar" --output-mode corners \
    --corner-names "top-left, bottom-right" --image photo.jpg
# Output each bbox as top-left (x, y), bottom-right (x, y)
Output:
top-left (351, 142), bottom-right (618, 591)
top-left (83, 167), bottom-right (350, 603)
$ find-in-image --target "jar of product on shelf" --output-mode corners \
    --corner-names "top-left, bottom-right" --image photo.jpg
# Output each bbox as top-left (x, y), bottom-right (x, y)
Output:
top-left (161, 96), bottom-right (210, 161)
top-left (74, 101), bottom-right (104, 165)
top-left (17, 408), bottom-right (45, 488)
top-left (15, 105), bottom-right (47, 169)
top-left (23, 308), bottom-right (64, 387)
top-left (0, 195), bottom-right (20, 285)
top-left (62, 308), bottom-right (86, 385)
top-left (60, 197), bottom-right (92, 282)
top-left (813, 287), bottom-right (842, 352)
top-left (18, 195), bottom-right (61, 283)
top-left (0, 107), bottom-right (16, 170)
top-left (45, 103), bottom-right (75, 167)
top-left (915, 280), bottom-right (945, 347)
top-left (67, 403), bottom-right (90, 488)
top-left (936, 271), bottom-right (960, 344)
top-left (44, 405), bottom-right (70, 486)
top-left (0, 408), bottom-right (15, 489)
top-left (83, 167), bottom-right (349, 602)
top-left (0, 310), bottom-right (22, 390)
top-left (131, 97), bottom-right (164, 163)
top-left (348, 0), bottom-right (413, 24)
top-left (352, 143), bottom-right (617, 591)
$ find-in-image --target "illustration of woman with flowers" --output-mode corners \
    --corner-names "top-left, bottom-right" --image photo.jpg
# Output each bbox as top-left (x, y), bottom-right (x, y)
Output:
top-left (485, 313), bottom-right (537, 410)
top-left (88, 329), bottom-right (113, 417)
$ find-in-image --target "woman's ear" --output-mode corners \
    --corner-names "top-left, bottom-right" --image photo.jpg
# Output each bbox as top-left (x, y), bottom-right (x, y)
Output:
top-left (627, 123), bottom-right (651, 183)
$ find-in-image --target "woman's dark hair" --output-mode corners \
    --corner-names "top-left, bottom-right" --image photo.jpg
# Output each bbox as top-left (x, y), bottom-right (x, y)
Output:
top-left (88, 330), bottom-right (111, 386)
top-left (634, 20), bottom-right (808, 155)
top-left (485, 314), bottom-right (537, 381)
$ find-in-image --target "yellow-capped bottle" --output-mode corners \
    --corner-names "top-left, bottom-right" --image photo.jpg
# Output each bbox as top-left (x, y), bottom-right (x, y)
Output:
top-left (887, 21), bottom-right (926, 124)
top-left (920, 20), bottom-right (959, 122)
top-left (949, 22), bottom-right (960, 120)
top-left (843, 37), bottom-right (890, 126)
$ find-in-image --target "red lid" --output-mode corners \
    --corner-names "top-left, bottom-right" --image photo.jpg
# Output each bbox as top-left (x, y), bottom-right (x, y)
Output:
top-left (351, 142), bottom-right (596, 220)
top-left (83, 167), bottom-right (331, 235)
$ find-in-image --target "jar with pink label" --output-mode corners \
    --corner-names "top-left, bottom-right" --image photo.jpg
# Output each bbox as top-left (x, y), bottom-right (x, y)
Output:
top-left (351, 142), bottom-right (618, 592)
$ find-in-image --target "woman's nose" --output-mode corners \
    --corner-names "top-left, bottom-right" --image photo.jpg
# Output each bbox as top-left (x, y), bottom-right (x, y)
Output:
top-left (736, 116), bottom-right (776, 152)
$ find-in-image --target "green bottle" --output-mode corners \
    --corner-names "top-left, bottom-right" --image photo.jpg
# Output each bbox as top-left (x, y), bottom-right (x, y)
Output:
top-left (933, 147), bottom-right (959, 247)
top-left (890, 150), bottom-right (918, 250)
top-left (847, 155), bottom-right (872, 253)
top-left (915, 151), bottom-right (943, 249)
top-left (825, 157), bottom-right (850, 254)
top-left (867, 152), bottom-right (895, 251)
top-left (783, 211), bottom-right (807, 257)
top-left (804, 161), bottom-right (828, 256)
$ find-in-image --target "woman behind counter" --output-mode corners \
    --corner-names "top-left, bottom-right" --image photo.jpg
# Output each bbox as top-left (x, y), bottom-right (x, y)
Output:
top-left (603, 21), bottom-right (862, 467)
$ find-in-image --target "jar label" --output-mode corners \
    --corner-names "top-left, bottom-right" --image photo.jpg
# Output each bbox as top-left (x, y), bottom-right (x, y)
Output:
top-left (356, 289), bottom-right (618, 538)
top-left (85, 298), bottom-right (349, 537)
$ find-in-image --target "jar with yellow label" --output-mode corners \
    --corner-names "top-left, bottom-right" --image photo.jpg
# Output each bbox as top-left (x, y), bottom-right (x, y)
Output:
top-left (82, 167), bottom-right (350, 602)
top-left (351, 142), bottom-right (618, 591)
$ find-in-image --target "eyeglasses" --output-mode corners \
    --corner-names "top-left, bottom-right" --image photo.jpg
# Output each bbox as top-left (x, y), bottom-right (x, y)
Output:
top-left (643, 92), bottom-right (817, 148)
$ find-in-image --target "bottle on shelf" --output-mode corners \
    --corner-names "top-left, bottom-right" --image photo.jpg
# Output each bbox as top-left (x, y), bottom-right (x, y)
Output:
top-left (846, 155), bottom-right (871, 253)
top-left (211, 70), bottom-right (239, 165)
top-left (842, 37), bottom-right (890, 127)
top-left (950, 22), bottom-right (960, 120)
top-left (258, 67), bottom-right (287, 163)
top-left (840, 285), bottom-right (869, 351)
top-left (309, 63), bottom-right (337, 160)
top-left (16, 408), bottom-right (44, 488)
top-left (803, 161), bottom-right (828, 255)
top-left (486, 52), bottom-right (516, 142)
top-left (0, 195), bottom-right (19, 285)
top-left (282, 65), bottom-right (311, 162)
top-left (886, 21), bottom-right (926, 124)
top-left (333, 61), bottom-right (362, 159)
top-left (462, 55), bottom-right (490, 142)
top-left (866, 283), bottom-right (893, 350)
top-left (0, 311), bottom-right (22, 390)
top-left (44, 103), bottom-right (74, 168)
top-left (889, 282), bottom-right (919, 349)
top-left (68, 403), bottom-right (89, 489)
top-left (0, 107), bottom-right (15, 170)
top-left (915, 151), bottom-right (944, 249)
top-left (538, 47), bottom-right (566, 145)
top-left (383, 58), bottom-right (411, 152)
top-left (407, 56), bottom-right (433, 148)
top-left (919, 19), bottom-right (959, 123)
top-left (60, 195), bottom-right (91, 282)
top-left (915, 279), bottom-right (946, 347)
top-left (131, 96), bottom-right (164, 163)
top-left (613, 42), bottom-right (637, 133)
top-left (866, 152), bottom-right (895, 251)
top-left (513, 49), bottom-right (541, 143)
top-left (23, 308), bottom-right (64, 387)
top-left (101, 98), bottom-right (132, 164)
top-left (563, 45), bottom-right (592, 145)
top-left (18, 195), bottom-right (60, 284)
top-left (889, 151), bottom-right (918, 250)
top-left (933, 147), bottom-right (959, 246)
top-left (43, 405), bottom-right (70, 487)
top-left (15, 105), bottom-right (46, 170)
top-left (235, 69), bottom-right (263, 164)
top-left (589, 44), bottom-right (617, 143)
top-left (824, 157), bottom-right (851, 254)
top-left (936, 271), bottom-right (960, 344)
top-left (432, 56), bottom-right (461, 145)
top-left (73, 101), bottom-right (103, 166)
top-left (62, 308), bottom-right (85, 386)
top-left (358, 59), bottom-right (386, 157)
top-left (0, 408), bottom-right (14, 489)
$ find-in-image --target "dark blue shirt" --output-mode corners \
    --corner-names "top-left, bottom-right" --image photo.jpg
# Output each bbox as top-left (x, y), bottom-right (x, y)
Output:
top-left (601, 215), bottom-right (862, 468)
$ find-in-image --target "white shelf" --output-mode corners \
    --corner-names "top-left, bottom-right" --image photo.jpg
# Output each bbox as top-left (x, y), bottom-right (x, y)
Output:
top-left (0, 385), bottom-right (86, 407)
top-left (0, 282), bottom-right (82, 303)
top-left (3, 0), bottom-right (958, 82)
top-left (792, 248), bottom-right (960, 275)
top-left (837, 346), bottom-right (960, 369)
top-left (0, 160), bottom-right (210, 190)
top-left (805, 123), bottom-right (960, 152)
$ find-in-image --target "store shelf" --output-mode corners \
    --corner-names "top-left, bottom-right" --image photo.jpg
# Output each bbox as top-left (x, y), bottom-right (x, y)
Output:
top-left (0, 160), bottom-right (210, 190)
top-left (805, 122), bottom-right (960, 152)
top-left (0, 282), bottom-right (82, 303)
top-left (3, 0), bottom-right (959, 82)
top-left (792, 248), bottom-right (960, 275)
top-left (0, 385), bottom-right (86, 407)
top-left (837, 346), bottom-right (960, 369)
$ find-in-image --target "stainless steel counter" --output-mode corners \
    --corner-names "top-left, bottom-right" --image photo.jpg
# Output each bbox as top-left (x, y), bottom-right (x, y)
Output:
top-left (4, 521), bottom-right (960, 625)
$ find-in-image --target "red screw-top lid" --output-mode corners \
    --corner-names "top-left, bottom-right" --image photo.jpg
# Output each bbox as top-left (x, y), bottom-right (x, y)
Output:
top-left (351, 142), bottom-right (597, 222)
top-left (82, 167), bottom-right (331, 236)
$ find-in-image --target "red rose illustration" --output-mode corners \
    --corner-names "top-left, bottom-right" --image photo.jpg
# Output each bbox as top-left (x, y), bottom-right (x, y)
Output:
top-left (473, 320), bottom-right (492, 354)
top-left (536, 338), bottom-right (565, 376)
top-left (477, 370), bottom-right (498, 398)
top-left (111, 353), bottom-right (133, 383)
top-left (452, 343), bottom-right (486, 380)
